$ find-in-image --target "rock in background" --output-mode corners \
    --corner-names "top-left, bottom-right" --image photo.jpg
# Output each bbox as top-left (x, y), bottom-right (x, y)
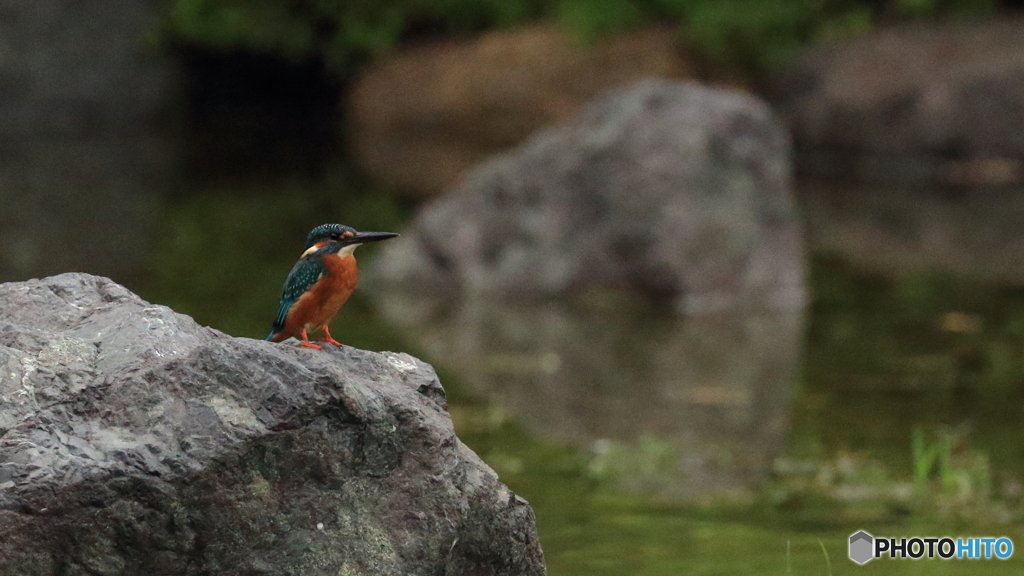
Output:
top-left (772, 18), bottom-right (1024, 187)
top-left (0, 274), bottom-right (544, 576)
top-left (370, 80), bottom-right (805, 314)
top-left (349, 24), bottom-right (701, 198)
top-left (0, 0), bottom-right (175, 283)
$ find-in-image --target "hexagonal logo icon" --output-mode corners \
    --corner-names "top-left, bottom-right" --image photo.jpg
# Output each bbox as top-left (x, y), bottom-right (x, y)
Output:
top-left (849, 531), bottom-right (874, 565)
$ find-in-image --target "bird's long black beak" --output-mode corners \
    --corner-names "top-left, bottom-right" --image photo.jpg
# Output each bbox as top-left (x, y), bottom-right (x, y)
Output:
top-left (348, 231), bottom-right (399, 245)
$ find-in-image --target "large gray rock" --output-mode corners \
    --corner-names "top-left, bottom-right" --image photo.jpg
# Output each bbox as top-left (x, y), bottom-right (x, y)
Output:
top-left (0, 274), bottom-right (544, 576)
top-left (370, 80), bottom-right (805, 313)
top-left (772, 19), bottom-right (1024, 186)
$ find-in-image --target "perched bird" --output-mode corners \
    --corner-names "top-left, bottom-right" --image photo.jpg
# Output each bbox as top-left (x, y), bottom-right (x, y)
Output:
top-left (265, 223), bottom-right (398, 349)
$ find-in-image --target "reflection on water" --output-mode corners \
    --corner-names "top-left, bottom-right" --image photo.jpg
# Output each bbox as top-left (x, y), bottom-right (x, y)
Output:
top-left (371, 289), bottom-right (804, 500)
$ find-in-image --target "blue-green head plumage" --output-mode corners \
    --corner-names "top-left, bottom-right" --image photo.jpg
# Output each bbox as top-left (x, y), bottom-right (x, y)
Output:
top-left (305, 224), bottom-right (357, 250)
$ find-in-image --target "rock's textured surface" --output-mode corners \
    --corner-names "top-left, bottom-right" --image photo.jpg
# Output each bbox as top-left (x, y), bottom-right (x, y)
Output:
top-left (370, 80), bottom-right (805, 313)
top-left (0, 274), bottom-right (544, 576)
top-left (772, 19), bottom-right (1024, 186)
top-left (349, 24), bottom-right (701, 198)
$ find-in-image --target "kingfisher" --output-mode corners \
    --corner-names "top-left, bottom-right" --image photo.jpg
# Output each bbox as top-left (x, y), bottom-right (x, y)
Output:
top-left (265, 223), bottom-right (398, 349)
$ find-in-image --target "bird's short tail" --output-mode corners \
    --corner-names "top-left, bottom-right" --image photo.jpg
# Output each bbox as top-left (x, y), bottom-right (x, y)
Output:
top-left (265, 331), bottom-right (276, 342)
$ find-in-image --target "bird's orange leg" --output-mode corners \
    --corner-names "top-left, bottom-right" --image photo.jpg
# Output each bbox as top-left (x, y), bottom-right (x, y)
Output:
top-left (297, 330), bottom-right (322, 350)
top-left (320, 326), bottom-right (343, 347)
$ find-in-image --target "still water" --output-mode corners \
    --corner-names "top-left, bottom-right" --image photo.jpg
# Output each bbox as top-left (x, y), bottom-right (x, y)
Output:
top-left (132, 179), bottom-right (1024, 575)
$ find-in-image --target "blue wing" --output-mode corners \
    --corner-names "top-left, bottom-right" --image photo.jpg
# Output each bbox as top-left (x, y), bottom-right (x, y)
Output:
top-left (265, 254), bottom-right (328, 340)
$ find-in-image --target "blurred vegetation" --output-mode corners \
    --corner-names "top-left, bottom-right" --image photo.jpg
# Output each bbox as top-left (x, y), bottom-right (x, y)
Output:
top-left (163, 0), bottom-right (1001, 77)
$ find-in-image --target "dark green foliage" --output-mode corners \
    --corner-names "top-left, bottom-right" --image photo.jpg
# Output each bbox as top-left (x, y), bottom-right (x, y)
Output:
top-left (162, 0), bottom-right (1000, 76)
top-left (677, 0), bottom-right (826, 73)
top-left (556, 0), bottom-right (646, 40)
top-left (164, 0), bottom-right (550, 68)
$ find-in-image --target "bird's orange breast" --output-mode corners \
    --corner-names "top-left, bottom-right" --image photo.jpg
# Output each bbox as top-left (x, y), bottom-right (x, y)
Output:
top-left (284, 254), bottom-right (358, 334)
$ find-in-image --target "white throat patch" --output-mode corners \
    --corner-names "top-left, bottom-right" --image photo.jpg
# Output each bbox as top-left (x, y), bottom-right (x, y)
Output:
top-left (301, 243), bottom-right (359, 258)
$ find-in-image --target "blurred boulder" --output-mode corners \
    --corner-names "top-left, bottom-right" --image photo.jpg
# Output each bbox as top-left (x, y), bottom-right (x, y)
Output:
top-left (772, 19), bottom-right (1024, 187)
top-left (0, 0), bottom-right (175, 283)
top-left (370, 80), bottom-right (805, 314)
top-left (349, 24), bottom-right (701, 198)
top-left (0, 273), bottom-right (544, 576)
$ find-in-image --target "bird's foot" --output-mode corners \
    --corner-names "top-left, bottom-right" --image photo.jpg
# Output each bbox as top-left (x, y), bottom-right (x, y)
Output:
top-left (297, 330), bottom-right (322, 349)
top-left (321, 327), bottom-right (343, 347)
